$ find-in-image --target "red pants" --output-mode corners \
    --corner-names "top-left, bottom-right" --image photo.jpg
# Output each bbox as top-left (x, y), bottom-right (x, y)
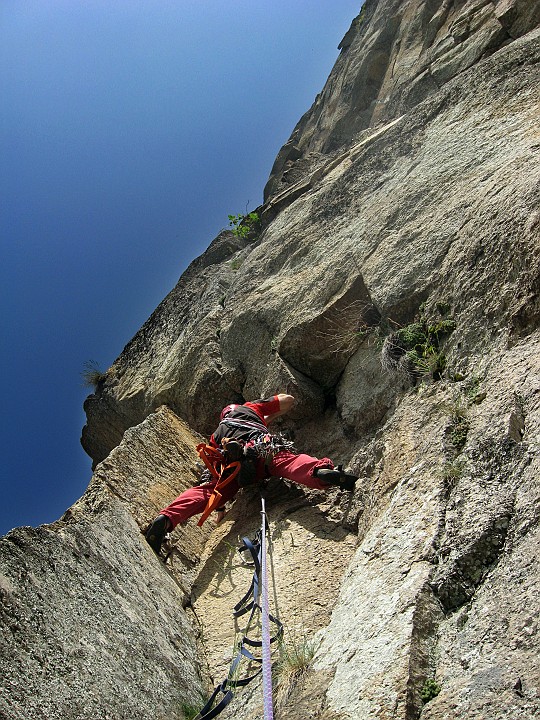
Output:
top-left (161, 451), bottom-right (333, 528)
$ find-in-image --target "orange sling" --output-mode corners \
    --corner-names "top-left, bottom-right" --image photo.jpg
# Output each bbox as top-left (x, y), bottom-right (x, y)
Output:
top-left (196, 443), bottom-right (241, 526)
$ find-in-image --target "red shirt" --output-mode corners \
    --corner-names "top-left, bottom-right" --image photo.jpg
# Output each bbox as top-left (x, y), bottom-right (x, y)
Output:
top-left (243, 396), bottom-right (280, 422)
top-left (211, 396), bottom-right (280, 447)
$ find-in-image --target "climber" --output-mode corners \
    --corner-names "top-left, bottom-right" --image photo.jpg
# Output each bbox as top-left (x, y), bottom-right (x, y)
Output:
top-left (144, 393), bottom-right (357, 554)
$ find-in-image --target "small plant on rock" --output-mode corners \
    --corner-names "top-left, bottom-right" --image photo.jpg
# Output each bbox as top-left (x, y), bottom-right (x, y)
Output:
top-left (420, 678), bottom-right (441, 704)
top-left (381, 320), bottom-right (455, 380)
top-left (81, 360), bottom-right (107, 389)
top-left (450, 416), bottom-right (469, 450)
top-left (440, 458), bottom-right (466, 491)
top-left (445, 399), bottom-right (470, 452)
top-left (180, 702), bottom-right (201, 720)
top-left (451, 406), bottom-right (468, 444)
top-left (228, 211), bottom-right (260, 239)
top-left (274, 632), bottom-right (317, 706)
top-left (381, 315), bottom-right (455, 381)
top-left (465, 373), bottom-right (486, 405)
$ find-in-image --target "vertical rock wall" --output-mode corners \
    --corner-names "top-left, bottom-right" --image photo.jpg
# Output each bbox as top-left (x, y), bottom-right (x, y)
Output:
top-left (3, 2), bottom-right (540, 719)
top-left (264, 0), bottom-right (540, 198)
top-left (310, 336), bottom-right (540, 719)
top-left (0, 408), bottom-right (210, 720)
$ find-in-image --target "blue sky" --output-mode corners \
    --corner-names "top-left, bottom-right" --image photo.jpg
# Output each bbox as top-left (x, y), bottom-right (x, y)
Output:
top-left (0, 0), bottom-right (361, 535)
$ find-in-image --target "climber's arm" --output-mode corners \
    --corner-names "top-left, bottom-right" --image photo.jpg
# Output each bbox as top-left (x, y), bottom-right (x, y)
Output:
top-left (263, 393), bottom-right (295, 424)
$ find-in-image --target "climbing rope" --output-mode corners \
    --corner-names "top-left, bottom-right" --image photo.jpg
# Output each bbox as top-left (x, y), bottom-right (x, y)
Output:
top-left (194, 497), bottom-right (282, 720)
top-left (260, 497), bottom-right (274, 720)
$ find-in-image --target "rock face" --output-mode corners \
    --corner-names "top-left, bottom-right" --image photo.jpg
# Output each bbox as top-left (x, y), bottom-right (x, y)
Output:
top-left (81, 1), bottom-right (540, 466)
top-left (264, 0), bottom-right (540, 199)
top-left (0, 408), bottom-right (211, 720)
top-left (313, 337), bottom-right (540, 720)
top-left (3, 1), bottom-right (540, 719)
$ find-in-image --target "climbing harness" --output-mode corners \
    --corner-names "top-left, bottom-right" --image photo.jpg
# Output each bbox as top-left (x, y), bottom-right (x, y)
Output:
top-left (195, 421), bottom-right (296, 526)
top-left (219, 417), bottom-right (297, 463)
top-left (195, 497), bottom-right (282, 720)
top-left (251, 433), bottom-right (296, 464)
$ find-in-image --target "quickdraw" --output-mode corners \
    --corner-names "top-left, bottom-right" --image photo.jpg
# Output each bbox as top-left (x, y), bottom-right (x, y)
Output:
top-left (195, 501), bottom-right (282, 720)
top-left (196, 443), bottom-right (241, 526)
top-left (219, 419), bottom-right (296, 463)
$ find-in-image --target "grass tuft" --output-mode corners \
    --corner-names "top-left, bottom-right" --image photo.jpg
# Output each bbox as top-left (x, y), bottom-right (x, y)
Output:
top-left (273, 633), bottom-right (317, 707)
top-left (380, 311), bottom-right (455, 381)
top-left (81, 360), bottom-right (107, 389)
top-left (180, 702), bottom-right (200, 720)
top-left (440, 458), bottom-right (466, 491)
top-left (316, 299), bottom-right (375, 355)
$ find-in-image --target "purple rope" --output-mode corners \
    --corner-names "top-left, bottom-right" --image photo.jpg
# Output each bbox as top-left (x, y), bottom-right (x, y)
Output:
top-left (260, 498), bottom-right (274, 720)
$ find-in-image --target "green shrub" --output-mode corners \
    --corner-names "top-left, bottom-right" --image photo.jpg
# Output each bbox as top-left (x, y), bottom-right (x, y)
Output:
top-left (420, 678), bottom-right (441, 704)
top-left (382, 315), bottom-right (455, 380)
top-left (228, 211), bottom-right (260, 239)
top-left (395, 322), bottom-right (426, 349)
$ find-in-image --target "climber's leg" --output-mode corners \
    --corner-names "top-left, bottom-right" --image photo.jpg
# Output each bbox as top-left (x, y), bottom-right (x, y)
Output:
top-left (269, 451), bottom-right (357, 491)
top-left (160, 485), bottom-right (214, 528)
top-left (268, 451), bottom-right (335, 490)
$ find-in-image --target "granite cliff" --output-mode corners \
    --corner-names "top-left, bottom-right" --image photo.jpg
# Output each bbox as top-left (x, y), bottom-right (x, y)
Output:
top-left (2, 1), bottom-right (540, 719)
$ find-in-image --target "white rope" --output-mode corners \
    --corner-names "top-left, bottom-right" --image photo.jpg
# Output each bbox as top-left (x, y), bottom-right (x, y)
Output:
top-left (260, 497), bottom-right (274, 720)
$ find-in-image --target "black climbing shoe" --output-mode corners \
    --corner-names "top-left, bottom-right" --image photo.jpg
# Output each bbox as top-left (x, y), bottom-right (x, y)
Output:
top-left (315, 465), bottom-right (357, 492)
top-left (145, 514), bottom-right (171, 554)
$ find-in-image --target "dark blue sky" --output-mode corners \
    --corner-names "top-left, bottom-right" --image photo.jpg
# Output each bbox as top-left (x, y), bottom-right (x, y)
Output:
top-left (0, 1), bottom-right (361, 535)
